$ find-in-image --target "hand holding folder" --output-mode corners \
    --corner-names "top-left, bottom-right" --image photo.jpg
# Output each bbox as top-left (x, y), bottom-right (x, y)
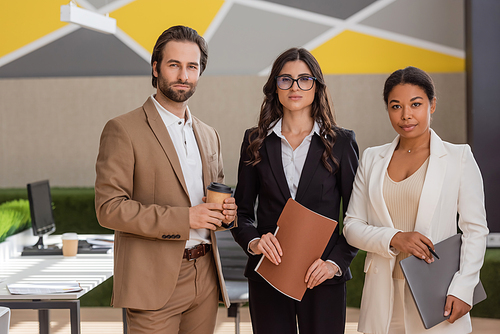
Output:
top-left (255, 199), bottom-right (337, 301)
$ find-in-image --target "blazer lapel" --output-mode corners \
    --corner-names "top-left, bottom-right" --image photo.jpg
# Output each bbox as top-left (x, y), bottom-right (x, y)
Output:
top-left (192, 118), bottom-right (212, 191)
top-left (295, 134), bottom-right (323, 202)
top-left (414, 129), bottom-right (447, 237)
top-left (368, 137), bottom-right (399, 228)
top-left (143, 97), bottom-right (189, 197)
top-left (265, 133), bottom-right (291, 200)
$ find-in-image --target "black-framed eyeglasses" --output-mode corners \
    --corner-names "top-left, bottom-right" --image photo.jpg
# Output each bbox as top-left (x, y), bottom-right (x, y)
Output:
top-left (276, 75), bottom-right (317, 91)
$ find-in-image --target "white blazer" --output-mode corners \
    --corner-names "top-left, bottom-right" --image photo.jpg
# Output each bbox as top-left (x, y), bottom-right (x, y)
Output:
top-left (343, 129), bottom-right (488, 334)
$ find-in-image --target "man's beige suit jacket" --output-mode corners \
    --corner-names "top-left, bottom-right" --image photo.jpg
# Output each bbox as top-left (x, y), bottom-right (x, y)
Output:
top-left (95, 97), bottom-right (231, 310)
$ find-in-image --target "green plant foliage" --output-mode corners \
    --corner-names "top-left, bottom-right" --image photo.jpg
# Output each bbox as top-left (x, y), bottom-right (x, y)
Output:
top-left (470, 249), bottom-right (500, 318)
top-left (80, 277), bottom-right (113, 307)
top-left (49, 188), bottom-right (111, 234)
top-left (0, 187), bottom-right (111, 235)
top-left (346, 250), bottom-right (366, 308)
top-left (0, 199), bottom-right (31, 242)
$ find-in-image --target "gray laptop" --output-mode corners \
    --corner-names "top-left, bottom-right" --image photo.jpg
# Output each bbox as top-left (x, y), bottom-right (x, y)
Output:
top-left (400, 233), bottom-right (487, 329)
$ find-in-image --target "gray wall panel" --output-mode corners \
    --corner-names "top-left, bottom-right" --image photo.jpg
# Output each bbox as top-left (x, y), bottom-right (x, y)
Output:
top-left (361, 0), bottom-right (465, 50)
top-left (205, 3), bottom-right (331, 75)
top-left (0, 29), bottom-right (150, 78)
top-left (264, 0), bottom-right (376, 19)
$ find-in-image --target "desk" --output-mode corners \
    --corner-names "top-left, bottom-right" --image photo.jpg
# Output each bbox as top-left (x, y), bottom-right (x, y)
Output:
top-left (0, 230), bottom-right (117, 334)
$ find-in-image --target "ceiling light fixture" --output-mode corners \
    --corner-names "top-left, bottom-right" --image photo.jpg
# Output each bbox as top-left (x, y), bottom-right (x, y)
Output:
top-left (60, 1), bottom-right (116, 35)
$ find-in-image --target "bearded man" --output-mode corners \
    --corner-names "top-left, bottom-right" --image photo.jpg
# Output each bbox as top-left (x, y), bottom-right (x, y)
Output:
top-left (95, 25), bottom-right (237, 334)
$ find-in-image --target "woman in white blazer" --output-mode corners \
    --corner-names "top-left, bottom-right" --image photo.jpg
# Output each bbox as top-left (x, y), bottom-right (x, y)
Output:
top-left (343, 66), bottom-right (488, 334)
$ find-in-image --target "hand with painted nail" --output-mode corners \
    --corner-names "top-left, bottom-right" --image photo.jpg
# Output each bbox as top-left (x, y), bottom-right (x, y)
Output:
top-left (249, 233), bottom-right (283, 265)
top-left (390, 231), bottom-right (436, 263)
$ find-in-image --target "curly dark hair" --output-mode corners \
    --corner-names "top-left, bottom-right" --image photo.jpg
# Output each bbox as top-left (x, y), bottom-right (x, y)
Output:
top-left (246, 47), bottom-right (338, 173)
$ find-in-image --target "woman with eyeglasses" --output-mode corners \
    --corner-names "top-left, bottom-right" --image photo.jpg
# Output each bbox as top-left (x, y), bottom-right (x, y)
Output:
top-left (231, 47), bottom-right (359, 334)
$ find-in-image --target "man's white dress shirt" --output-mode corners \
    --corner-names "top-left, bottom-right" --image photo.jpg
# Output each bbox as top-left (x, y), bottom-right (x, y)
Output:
top-left (152, 95), bottom-right (209, 248)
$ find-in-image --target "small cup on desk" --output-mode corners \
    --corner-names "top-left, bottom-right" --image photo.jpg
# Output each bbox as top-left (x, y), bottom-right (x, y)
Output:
top-left (206, 182), bottom-right (233, 226)
top-left (62, 233), bottom-right (78, 257)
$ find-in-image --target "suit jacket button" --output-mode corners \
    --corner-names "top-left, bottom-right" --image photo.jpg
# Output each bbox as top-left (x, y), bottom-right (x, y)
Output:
top-left (162, 235), bottom-right (167, 239)
top-left (175, 235), bottom-right (180, 238)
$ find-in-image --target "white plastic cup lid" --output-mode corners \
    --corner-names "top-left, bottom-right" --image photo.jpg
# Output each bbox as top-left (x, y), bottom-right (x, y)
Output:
top-left (62, 232), bottom-right (78, 240)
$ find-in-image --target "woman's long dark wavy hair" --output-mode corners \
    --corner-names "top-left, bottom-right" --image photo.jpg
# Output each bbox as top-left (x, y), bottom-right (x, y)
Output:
top-left (246, 47), bottom-right (339, 173)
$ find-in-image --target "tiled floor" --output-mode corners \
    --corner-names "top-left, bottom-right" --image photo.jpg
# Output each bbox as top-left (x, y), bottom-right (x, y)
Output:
top-left (7, 306), bottom-right (500, 333)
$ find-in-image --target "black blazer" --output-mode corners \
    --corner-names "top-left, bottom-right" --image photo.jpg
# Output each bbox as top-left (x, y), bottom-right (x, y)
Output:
top-left (231, 127), bottom-right (359, 284)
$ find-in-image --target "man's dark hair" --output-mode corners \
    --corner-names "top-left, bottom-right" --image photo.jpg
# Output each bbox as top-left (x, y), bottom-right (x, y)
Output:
top-left (151, 25), bottom-right (208, 88)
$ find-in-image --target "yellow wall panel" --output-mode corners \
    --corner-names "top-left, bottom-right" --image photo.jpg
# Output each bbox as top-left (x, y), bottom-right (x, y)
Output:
top-left (112, 0), bottom-right (224, 55)
top-left (0, 0), bottom-right (69, 58)
top-left (312, 30), bottom-right (465, 74)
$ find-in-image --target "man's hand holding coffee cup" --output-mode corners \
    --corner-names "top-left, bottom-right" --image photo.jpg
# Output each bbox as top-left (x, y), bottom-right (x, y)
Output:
top-left (189, 203), bottom-right (226, 230)
top-left (205, 182), bottom-right (237, 228)
top-left (189, 183), bottom-right (237, 230)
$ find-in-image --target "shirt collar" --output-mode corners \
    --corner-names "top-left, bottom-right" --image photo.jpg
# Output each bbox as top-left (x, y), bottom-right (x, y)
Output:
top-left (151, 94), bottom-right (192, 127)
top-left (267, 118), bottom-right (321, 138)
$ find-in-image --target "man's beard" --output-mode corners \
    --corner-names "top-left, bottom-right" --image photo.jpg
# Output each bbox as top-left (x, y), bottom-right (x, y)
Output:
top-left (158, 77), bottom-right (196, 103)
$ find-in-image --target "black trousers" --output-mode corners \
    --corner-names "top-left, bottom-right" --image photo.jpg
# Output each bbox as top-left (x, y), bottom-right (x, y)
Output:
top-left (248, 279), bottom-right (346, 334)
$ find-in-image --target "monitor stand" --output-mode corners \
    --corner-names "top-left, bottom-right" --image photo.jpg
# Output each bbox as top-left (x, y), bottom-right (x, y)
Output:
top-left (21, 236), bottom-right (62, 256)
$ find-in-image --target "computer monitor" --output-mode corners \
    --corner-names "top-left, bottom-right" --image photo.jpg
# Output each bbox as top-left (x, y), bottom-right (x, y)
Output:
top-left (21, 180), bottom-right (112, 256)
top-left (26, 180), bottom-right (56, 249)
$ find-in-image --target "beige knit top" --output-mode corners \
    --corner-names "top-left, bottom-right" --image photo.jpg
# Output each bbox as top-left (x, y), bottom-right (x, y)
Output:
top-left (383, 157), bottom-right (429, 279)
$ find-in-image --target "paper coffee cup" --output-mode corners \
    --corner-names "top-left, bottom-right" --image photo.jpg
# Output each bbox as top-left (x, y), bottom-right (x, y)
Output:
top-left (206, 182), bottom-right (232, 211)
top-left (62, 232), bottom-right (78, 257)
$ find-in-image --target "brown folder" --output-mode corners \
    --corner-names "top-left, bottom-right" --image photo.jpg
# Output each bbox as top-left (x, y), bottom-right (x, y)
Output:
top-left (255, 198), bottom-right (338, 301)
